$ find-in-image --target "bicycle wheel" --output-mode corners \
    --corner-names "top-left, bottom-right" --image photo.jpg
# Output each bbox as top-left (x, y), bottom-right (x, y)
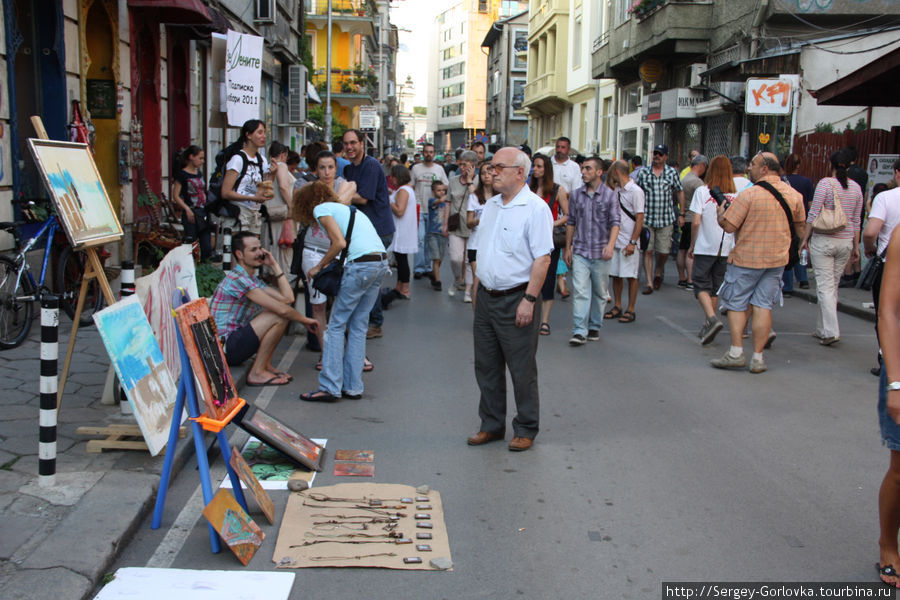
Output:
top-left (0, 255), bottom-right (34, 349)
top-left (55, 246), bottom-right (104, 326)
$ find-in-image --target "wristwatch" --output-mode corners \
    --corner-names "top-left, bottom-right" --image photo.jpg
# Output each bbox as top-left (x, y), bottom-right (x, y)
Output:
top-left (629, 240), bottom-right (638, 246)
top-left (889, 381), bottom-right (900, 392)
top-left (523, 293), bottom-right (537, 303)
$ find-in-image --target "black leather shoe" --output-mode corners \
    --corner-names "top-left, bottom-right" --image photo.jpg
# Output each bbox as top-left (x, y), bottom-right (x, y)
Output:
top-left (342, 391), bottom-right (362, 400)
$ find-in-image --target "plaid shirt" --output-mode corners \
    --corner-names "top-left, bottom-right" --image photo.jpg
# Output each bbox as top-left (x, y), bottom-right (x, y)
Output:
top-left (636, 164), bottom-right (682, 227)
top-left (723, 174), bottom-right (805, 269)
top-left (210, 264), bottom-right (264, 339)
top-left (567, 183), bottom-right (620, 260)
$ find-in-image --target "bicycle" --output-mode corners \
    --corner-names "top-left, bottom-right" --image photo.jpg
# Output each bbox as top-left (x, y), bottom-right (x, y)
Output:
top-left (0, 200), bottom-right (106, 349)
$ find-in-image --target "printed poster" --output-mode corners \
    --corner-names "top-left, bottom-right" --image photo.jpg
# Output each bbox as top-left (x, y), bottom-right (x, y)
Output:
top-left (225, 29), bottom-right (263, 126)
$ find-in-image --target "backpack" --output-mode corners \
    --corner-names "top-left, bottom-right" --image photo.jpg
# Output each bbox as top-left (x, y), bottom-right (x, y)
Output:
top-left (206, 142), bottom-right (262, 219)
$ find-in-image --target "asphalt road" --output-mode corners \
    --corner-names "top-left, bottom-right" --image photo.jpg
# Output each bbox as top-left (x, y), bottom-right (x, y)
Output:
top-left (109, 271), bottom-right (885, 600)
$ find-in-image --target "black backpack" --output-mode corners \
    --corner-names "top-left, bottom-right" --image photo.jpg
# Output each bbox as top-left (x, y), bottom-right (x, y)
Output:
top-left (206, 142), bottom-right (262, 219)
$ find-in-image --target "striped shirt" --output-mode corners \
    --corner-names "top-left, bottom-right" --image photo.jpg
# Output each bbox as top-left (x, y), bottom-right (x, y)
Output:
top-left (636, 164), bottom-right (682, 227)
top-left (806, 177), bottom-right (863, 240)
top-left (567, 183), bottom-right (620, 260)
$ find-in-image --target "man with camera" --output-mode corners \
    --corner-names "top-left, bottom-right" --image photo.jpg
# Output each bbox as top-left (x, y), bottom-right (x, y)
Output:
top-left (711, 152), bottom-right (805, 374)
top-left (210, 231), bottom-right (318, 386)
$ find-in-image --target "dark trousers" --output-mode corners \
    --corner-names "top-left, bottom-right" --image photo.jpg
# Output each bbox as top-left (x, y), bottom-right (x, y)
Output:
top-left (473, 286), bottom-right (541, 438)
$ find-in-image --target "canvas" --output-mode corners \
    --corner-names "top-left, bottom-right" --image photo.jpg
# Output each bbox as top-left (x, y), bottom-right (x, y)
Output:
top-left (236, 405), bottom-right (325, 472)
top-left (230, 447), bottom-right (275, 525)
top-left (334, 450), bottom-right (374, 462)
top-left (202, 489), bottom-right (264, 566)
top-left (27, 139), bottom-right (122, 249)
top-left (220, 438), bottom-right (323, 491)
top-left (93, 296), bottom-right (179, 456)
top-left (333, 462), bottom-right (375, 477)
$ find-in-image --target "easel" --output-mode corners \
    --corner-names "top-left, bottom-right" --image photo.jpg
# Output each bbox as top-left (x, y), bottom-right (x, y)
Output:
top-left (151, 289), bottom-right (248, 553)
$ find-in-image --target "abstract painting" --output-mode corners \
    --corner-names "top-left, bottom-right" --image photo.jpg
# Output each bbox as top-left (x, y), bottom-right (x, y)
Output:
top-left (230, 446), bottom-right (275, 524)
top-left (202, 489), bottom-right (264, 566)
top-left (27, 139), bottom-right (122, 249)
top-left (93, 296), bottom-right (178, 456)
top-left (236, 406), bottom-right (325, 471)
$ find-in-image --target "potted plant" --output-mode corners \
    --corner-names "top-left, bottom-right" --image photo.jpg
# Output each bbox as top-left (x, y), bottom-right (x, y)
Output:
top-left (340, 81), bottom-right (353, 93)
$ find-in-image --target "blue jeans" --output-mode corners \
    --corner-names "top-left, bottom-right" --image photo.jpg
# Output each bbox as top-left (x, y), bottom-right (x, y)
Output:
top-left (571, 254), bottom-right (611, 336)
top-left (368, 233), bottom-right (393, 327)
top-left (319, 259), bottom-right (390, 396)
top-left (781, 263), bottom-right (808, 292)
top-left (415, 211), bottom-right (429, 274)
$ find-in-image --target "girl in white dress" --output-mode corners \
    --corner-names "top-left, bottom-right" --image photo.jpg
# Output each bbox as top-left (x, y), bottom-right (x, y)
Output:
top-left (384, 164), bottom-right (417, 305)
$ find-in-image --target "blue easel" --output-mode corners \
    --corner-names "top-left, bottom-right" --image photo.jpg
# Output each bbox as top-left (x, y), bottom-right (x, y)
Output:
top-left (151, 289), bottom-right (248, 553)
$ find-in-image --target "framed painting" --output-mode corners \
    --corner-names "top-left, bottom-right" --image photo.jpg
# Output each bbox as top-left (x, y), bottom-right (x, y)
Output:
top-left (201, 489), bottom-right (264, 566)
top-left (235, 405), bottom-right (325, 472)
top-left (26, 139), bottom-right (123, 249)
top-left (229, 446), bottom-right (275, 524)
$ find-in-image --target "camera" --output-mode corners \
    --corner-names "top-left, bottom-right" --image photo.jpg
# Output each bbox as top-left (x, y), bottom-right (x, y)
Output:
top-left (710, 186), bottom-right (730, 208)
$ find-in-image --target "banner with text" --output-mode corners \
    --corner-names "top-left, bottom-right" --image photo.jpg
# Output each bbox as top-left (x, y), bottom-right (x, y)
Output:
top-left (226, 30), bottom-right (263, 126)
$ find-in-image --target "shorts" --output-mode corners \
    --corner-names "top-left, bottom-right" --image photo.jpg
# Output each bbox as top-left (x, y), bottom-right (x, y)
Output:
top-left (426, 233), bottom-right (447, 262)
top-left (691, 254), bottom-right (728, 297)
top-left (717, 264), bottom-right (783, 311)
top-left (609, 246), bottom-right (640, 279)
top-left (467, 248), bottom-right (477, 264)
top-left (678, 221), bottom-right (692, 251)
top-left (879, 370), bottom-right (900, 451)
top-left (647, 224), bottom-right (673, 255)
top-left (237, 204), bottom-right (262, 235)
top-left (224, 322), bottom-right (260, 366)
top-left (302, 247), bottom-right (330, 305)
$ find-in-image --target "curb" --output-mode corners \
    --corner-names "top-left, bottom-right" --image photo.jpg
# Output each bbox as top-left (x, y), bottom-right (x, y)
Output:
top-left (790, 289), bottom-right (876, 323)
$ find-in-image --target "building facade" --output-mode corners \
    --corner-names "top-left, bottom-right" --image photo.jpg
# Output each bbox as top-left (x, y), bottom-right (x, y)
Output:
top-left (482, 10), bottom-right (529, 148)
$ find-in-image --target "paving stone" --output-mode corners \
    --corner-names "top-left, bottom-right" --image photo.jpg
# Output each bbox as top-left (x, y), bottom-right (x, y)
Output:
top-left (0, 436), bottom-right (38, 456)
top-left (0, 390), bottom-right (36, 406)
top-left (0, 470), bottom-right (30, 493)
top-left (0, 511), bottom-right (45, 560)
top-left (3, 405), bottom-right (41, 421)
top-left (1, 567), bottom-right (90, 600)
top-left (19, 471), bottom-right (104, 507)
top-left (0, 449), bottom-right (17, 468)
top-left (0, 375), bottom-right (25, 390)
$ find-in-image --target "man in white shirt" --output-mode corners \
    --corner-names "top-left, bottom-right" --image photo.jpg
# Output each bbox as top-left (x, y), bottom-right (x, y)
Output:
top-left (551, 137), bottom-right (582, 194)
top-left (606, 160), bottom-right (645, 323)
top-left (466, 147), bottom-right (553, 453)
top-left (410, 143), bottom-right (449, 278)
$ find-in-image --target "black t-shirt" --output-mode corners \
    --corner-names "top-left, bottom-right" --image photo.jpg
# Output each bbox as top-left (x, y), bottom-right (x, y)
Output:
top-left (174, 169), bottom-right (207, 208)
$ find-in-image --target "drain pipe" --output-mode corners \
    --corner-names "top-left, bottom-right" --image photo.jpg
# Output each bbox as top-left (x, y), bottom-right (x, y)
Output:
top-left (750, 0), bottom-right (770, 57)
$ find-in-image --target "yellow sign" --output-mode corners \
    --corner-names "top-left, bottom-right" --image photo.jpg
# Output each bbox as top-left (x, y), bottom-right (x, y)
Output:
top-left (639, 59), bottom-right (663, 84)
top-left (759, 133), bottom-right (771, 145)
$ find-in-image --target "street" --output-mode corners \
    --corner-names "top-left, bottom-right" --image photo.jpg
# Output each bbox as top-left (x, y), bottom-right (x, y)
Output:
top-left (111, 273), bottom-right (884, 599)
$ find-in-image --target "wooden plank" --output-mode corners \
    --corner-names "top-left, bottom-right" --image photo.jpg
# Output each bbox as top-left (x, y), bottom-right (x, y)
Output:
top-left (86, 440), bottom-right (153, 453)
top-left (77, 425), bottom-right (187, 438)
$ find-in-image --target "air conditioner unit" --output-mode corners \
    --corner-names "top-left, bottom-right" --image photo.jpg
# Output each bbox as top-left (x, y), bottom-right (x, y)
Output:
top-left (689, 63), bottom-right (708, 89)
top-left (255, 0), bottom-right (276, 24)
top-left (288, 64), bottom-right (307, 124)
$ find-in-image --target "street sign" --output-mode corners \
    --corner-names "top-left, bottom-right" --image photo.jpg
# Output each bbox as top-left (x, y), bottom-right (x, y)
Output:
top-left (359, 105), bottom-right (377, 131)
top-left (745, 78), bottom-right (793, 115)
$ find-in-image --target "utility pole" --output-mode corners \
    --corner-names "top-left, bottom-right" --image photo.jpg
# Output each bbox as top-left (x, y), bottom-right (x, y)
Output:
top-left (325, 0), bottom-right (333, 144)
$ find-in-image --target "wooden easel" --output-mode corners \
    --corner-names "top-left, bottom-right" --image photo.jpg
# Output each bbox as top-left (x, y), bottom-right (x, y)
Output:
top-left (78, 423), bottom-right (186, 453)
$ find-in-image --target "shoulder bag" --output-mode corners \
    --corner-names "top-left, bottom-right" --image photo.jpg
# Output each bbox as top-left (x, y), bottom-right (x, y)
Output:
top-left (857, 246), bottom-right (888, 291)
top-left (311, 207), bottom-right (356, 297)
top-left (617, 190), bottom-right (651, 251)
top-left (548, 185), bottom-right (567, 249)
top-left (811, 179), bottom-right (847, 234)
top-left (754, 181), bottom-right (801, 269)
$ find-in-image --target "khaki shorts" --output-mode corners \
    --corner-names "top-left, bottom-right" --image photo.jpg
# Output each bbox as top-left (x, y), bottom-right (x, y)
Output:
top-left (610, 247), bottom-right (640, 279)
top-left (647, 224), bottom-right (673, 255)
top-left (237, 204), bottom-right (263, 235)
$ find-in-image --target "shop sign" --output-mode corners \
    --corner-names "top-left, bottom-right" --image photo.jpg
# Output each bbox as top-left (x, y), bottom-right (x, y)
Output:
top-left (359, 105), bottom-right (377, 131)
top-left (745, 78), bottom-right (792, 115)
top-left (866, 154), bottom-right (900, 200)
top-left (643, 88), bottom-right (703, 122)
top-left (225, 30), bottom-right (264, 126)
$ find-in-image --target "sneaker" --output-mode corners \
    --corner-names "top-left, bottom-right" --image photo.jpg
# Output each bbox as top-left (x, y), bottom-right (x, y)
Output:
top-left (457, 282), bottom-right (467, 291)
top-left (710, 351), bottom-right (746, 369)
top-left (432, 280), bottom-right (442, 291)
top-left (700, 318), bottom-right (724, 346)
top-left (764, 331), bottom-right (777, 350)
top-left (820, 336), bottom-right (839, 346)
top-left (677, 279), bottom-right (688, 288)
top-left (463, 292), bottom-right (472, 303)
top-left (587, 330), bottom-right (600, 341)
top-left (749, 356), bottom-right (767, 373)
top-left (799, 281), bottom-right (810, 289)
top-left (685, 282), bottom-right (694, 291)
top-left (366, 326), bottom-right (382, 339)
top-left (568, 334), bottom-right (587, 346)
top-left (448, 286), bottom-right (456, 297)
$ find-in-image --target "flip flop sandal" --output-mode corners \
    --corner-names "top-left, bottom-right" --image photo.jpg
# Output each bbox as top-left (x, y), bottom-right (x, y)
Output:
top-left (273, 370), bottom-right (293, 381)
top-left (363, 357), bottom-right (374, 372)
top-left (641, 286), bottom-right (654, 295)
top-left (877, 563), bottom-right (900, 587)
top-left (300, 390), bottom-right (339, 402)
top-left (246, 375), bottom-right (290, 387)
top-left (653, 275), bottom-right (662, 290)
top-left (604, 307), bottom-right (622, 319)
top-left (619, 311), bottom-right (636, 323)
top-left (539, 323), bottom-right (551, 335)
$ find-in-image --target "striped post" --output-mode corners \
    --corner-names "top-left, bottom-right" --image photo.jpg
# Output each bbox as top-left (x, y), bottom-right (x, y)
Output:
top-left (39, 295), bottom-right (59, 488)
top-left (118, 261), bottom-right (135, 415)
top-left (222, 227), bottom-right (232, 271)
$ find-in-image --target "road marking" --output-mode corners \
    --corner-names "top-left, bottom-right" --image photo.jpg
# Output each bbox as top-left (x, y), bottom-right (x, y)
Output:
top-left (657, 316), bottom-right (872, 342)
top-left (656, 316), bottom-right (699, 342)
top-left (145, 336), bottom-right (303, 568)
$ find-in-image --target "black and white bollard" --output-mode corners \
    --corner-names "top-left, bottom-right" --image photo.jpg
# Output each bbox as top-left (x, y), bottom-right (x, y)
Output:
top-left (39, 295), bottom-right (58, 488)
top-left (118, 261), bottom-right (134, 415)
top-left (222, 228), bottom-right (232, 271)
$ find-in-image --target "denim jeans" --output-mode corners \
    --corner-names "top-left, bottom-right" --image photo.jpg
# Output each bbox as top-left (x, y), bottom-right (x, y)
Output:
top-left (571, 253), bottom-right (611, 336)
top-left (414, 211), bottom-right (429, 274)
top-left (781, 262), bottom-right (808, 292)
top-left (319, 259), bottom-right (390, 396)
top-left (368, 233), bottom-right (393, 327)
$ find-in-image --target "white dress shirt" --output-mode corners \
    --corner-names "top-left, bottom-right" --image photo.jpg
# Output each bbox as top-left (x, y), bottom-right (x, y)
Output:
top-left (470, 184), bottom-right (553, 291)
top-left (551, 156), bottom-right (582, 194)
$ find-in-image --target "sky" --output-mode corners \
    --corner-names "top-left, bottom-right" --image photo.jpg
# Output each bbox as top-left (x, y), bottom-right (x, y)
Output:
top-left (389, 0), bottom-right (445, 107)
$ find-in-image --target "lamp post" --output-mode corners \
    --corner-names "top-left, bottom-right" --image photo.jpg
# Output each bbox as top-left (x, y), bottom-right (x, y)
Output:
top-left (325, 0), bottom-right (333, 144)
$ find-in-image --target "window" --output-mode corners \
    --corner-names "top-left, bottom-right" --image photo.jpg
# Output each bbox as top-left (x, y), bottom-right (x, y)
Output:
top-left (621, 84), bottom-right (640, 115)
top-left (572, 15), bottom-right (582, 69)
top-left (442, 82), bottom-right (465, 98)
top-left (442, 61), bottom-right (465, 79)
top-left (491, 70), bottom-right (500, 97)
top-left (616, 0), bottom-right (630, 25)
top-left (620, 128), bottom-right (637, 158)
top-left (442, 46), bottom-right (458, 60)
top-left (500, 0), bottom-right (519, 16)
top-left (601, 97), bottom-right (612, 150)
top-left (441, 102), bottom-right (464, 118)
top-left (513, 30), bottom-right (527, 70)
top-left (510, 78), bottom-right (526, 116)
top-left (478, 0), bottom-right (488, 12)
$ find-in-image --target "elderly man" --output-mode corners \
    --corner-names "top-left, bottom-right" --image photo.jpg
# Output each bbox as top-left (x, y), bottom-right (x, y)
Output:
top-left (712, 152), bottom-right (805, 374)
top-left (466, 147), bottom-right (553, 452)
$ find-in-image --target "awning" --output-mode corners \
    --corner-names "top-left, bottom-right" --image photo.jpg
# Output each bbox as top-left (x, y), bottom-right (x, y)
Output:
top-left (127, 0), bottom-right (212, 25)
top-left (307, 82), bottom-right (322, 104)
top-left (813, 45), bottom-right (900, 106)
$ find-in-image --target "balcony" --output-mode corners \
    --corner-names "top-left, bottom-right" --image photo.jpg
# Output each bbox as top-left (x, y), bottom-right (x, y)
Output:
top-left (306, 0), bottom-right (376, 38)
top-left (591, 0), bottom-right (712, 80)
top-left (312, 70), bottom-right (376, 107)
top-left (522, 71), bottom-right (568, 114)
top-left (529, 0), bottom-right (568, 36)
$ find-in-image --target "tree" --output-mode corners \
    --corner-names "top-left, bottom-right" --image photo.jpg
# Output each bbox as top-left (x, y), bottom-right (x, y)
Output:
top-left (413, 106), bottom-right (427, 115)
top-left (309, 105), bottom-right (347, 140)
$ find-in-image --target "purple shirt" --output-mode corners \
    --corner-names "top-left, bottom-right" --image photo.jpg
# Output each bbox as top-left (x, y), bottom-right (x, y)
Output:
top-left (567, 183), bottom-right (620, 260)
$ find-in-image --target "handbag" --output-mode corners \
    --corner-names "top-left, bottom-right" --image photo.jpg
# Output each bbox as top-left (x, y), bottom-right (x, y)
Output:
top-left (446, 211), bottom-right (460, 232)
top-left (811, 179), bottom-right (848, 234)
top-left (311, 207), bottom-right (356, 297)
top-left (754, 181), bottom-right (801, 269)
top-left (617, 191), bottom-right (650, 251)
top-left (548, 185), bottom-right (567, 249)
top-left (857, 248), bottom-right (887, 291)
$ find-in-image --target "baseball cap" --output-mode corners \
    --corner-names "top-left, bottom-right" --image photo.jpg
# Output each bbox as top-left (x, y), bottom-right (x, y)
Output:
top-left (518, 144), bottom-right (532, 157)
top-left (653, 144), bottom-right (669, 155)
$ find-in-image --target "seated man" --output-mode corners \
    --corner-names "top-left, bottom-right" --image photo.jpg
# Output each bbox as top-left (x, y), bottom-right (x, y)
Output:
top-left (210, 231), bottom-right (318, 386)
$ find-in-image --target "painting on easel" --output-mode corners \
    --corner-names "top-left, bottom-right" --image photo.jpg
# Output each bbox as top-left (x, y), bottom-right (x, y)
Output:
top-left (93, 296), bottom-right (179, 456)
top-left (26, 139), bottom-right (122, 249)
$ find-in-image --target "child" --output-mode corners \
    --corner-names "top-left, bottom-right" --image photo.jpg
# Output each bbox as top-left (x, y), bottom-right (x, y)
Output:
top-left (426, 181), bottom-right (449, 291)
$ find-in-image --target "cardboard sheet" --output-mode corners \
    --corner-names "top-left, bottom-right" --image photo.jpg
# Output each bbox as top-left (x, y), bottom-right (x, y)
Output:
top-left (272, 483), bottom-right (452, 570)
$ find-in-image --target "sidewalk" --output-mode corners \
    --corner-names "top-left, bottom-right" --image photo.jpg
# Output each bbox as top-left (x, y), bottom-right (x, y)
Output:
top-left (788, 274), bottom-right (876, 323)
top-left (0, 275), bottom-right (877, 600)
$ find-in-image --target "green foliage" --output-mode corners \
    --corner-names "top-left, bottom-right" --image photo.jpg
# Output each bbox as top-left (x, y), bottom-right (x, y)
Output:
top-left (308, 105), bottom-right (347, 140)
top-left (413, 106), bottom-right (427, 115)
top-left (100, 573), bottom-right (116, 587)
top-left (814, 122), bottom-right (835, 134)
top-left (854, 118), bottom-right (867, 133)
top-left (406, 138), bottom-right (414, 147)
top-left (299, 35), bottom-right (313, 79)
top-left (137, 190), bottom-right (160, 208)
top-left (196, 261), bottom-right (226, 298)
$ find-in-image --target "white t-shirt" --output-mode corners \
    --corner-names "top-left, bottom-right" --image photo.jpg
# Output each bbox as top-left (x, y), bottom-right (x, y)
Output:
top-left (689, 186), bottom-right (735, 257)
top-left (733, 176), bottom-right (752, 192)
top-left (869, 187), bottom-right (900, 255)
top-left (466, 193), bottom-right (486, 248)
top-left (226, 150), bottom-right (269, 211)
top-left (614, 180), bottom-right (645, 249)
top-left (388, 184), bottom-right (418, 254)
top-left (551, 156), bottom-right (582, 194)
top-left (410, 163), bottom-right (449, 208)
